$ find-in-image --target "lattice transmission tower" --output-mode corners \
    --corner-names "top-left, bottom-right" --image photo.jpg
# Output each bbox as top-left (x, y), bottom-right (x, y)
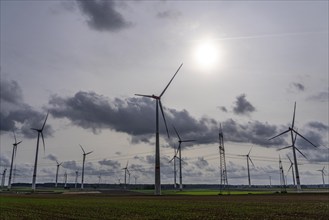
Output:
top-left (218, 124), bottom-right (228, 192)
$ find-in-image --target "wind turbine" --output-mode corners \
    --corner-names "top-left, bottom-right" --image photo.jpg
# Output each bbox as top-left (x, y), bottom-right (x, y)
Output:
top-left (75, 170), bottom-right (78, 189)
top-left (1, 169), bottom-right (7, 189)
top-left (169, 145), bottom-right (179, 189)
top-left (239, 147), bottom-right (255, 187)
top-left (279, 155), bottom-right (287, 193)
top-left (135, 63), bottom-right (183, 195)
top-left (64, 171), bottom-right (67, 188)
top-left (122, 161), bottom-right (130, 189)
top-left (286, 155), bottom-right (295, 187)
top-left (31, 112), bottom-right (49, 191)
top-left (269, 102), bottom-right (317, 191)
top-left (55, 160), bottom-right (63, 188)
top-left (8, 131), bottom-right (22, 190)
top-left (173, 126), bottom-right (195, 191)
top-left (98, 173), bottom-right (102, 187)
top-left (317, 166), bottom-right (326, 187)
top-left (79, 145), bottom-right (93, 189)
top-left (134, 175), bottom-right (138, 185)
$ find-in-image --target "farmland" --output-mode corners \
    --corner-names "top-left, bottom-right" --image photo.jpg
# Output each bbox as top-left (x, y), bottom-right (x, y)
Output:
top-left (1, 190), bottom-right (328, 219)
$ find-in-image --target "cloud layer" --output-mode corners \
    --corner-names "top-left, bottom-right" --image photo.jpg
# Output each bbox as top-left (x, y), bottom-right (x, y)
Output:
top-left (0, 79), bottom-right (53, 138)
top-left (76, 0), bottom-right (132, 32)
top-left (47, 90), bottom-right (297, 148)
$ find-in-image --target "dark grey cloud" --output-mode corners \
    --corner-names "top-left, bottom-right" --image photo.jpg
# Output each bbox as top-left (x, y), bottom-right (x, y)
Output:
top-left (306, 148), bottom-right (329, 163)
top-left (290, 82), bottom-right (305, 92)
top-left (0, 79), bottom-right (53, 138)
top-left (45, 154), bottom-right (58, 162)
top-left (76, 0), bottom-right (132, 32)
top-left (307, 90), bottom-right (329, 102)
top-left (218, 106), bottom-right (228, 113)
top-left (194, 157), bottom-right (209, 169)
top-left (98, 159), bottom-right (121, 169)
top-left (156, 10), bottom-right (181, 19)
top-left (223, 119), bottom-right (282, 147)
top-left (62, 160), bottom-right (80, 171)
top-left (47, 90), bottom-right (326, 150)
top-left (307, 121), bottom-right (329, 132)
top-left (0, 79), bottom-right (23, 104)
top-left (48, 91), bottom-right (218, 146)
top-left (233, 94), bottom-right (256, 115)
top-left (296, 130), bottom-right (326, 149)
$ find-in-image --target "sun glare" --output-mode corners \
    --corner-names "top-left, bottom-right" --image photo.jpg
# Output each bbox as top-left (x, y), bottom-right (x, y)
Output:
top-left (194, 39), bottom-right (222, 71)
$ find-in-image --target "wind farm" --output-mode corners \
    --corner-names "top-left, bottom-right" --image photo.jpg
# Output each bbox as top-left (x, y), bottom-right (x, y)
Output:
top-left (0, 1), bottom-right (328, 219)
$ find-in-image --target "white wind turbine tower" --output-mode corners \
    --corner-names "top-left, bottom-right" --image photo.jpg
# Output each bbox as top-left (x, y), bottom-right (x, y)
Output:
top-left (135, 63), bottom-right (183, 195)
top-left (286, 155), bottom-right (296, 187)
top-left (55, 160), bottom-right (62, 188)
top-left (79, 145), bottom-right (93, 189)
top-left (8, 131), bottom-right (22, 190)
top-left (169, 145), bottom-right (179, 189)
top-left (31, 112), bottom-right (49, 191)
top-left (122, 161), bottom-right (130, 189)
top-left (173, 126), bottom-right (195, 191)
top-left (317, 166), bottom-right (326, 187)
top-left (269, 102), bottom-right (317, 191)
top-left (239, 147), bottom-right (255, 187)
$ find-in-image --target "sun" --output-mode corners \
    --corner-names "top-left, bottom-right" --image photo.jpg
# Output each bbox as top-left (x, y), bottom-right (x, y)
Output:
top-left (194, 39), bottom-right (222, 71)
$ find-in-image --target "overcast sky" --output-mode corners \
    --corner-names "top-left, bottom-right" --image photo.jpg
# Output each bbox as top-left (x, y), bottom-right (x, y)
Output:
top-left (1, 0), bottom-right (328, 187)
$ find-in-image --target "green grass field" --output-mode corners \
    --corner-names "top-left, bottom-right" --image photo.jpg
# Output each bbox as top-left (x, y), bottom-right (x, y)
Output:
top-left (1, 190), bottom-right (328, 219)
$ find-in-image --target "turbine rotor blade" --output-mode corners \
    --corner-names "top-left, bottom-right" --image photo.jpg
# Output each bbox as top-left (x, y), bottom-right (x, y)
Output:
top-left (295, 147), bottom-right (307, 160)
top-left (287, 155), bottom-right (293, 164)
top-left (41, 132), bottom-right (46, 153)
top-left (16, 141), bottom-right (22, 145)
top-left (292, 129), bottom-right (318, 148)
top-left (79, 145), bottom-right (86, 154)
top-left (287, 164), bottom-right (293, 172)
top-left (173, 125), bottom-right (181, 141)
top-left (292, 102), bottom-right (296, 129)
top-left (135, 94), bottom-right (154, 98)
top-left (173, 145), bottom-right (177, 155)
top-left (159, 100), bottom-right (170, 138)
top-left (159, 63), bottom-right (183, 98)
top-left (293, 130), bottom-right (298, 144)
top-left (269, 129), bottom-right (290, 141)
top-left (13, 145), bottom-right (17, 159)
top-left (13, 130), bottom-right (17, 143)
top-left (86, 151), bottom-right (93, 155)
top-left (41, 112), bottom-right (49, 131)
top-left (248, 147), bottom-right (253, 155)
top-left (277, 146), bottom-right (292, 151)
top-left (181, 139), bottom-right (196, 143)
top-left (176, 143), bottom-right (181, 156)
top-left (249, 157), bottom-right (255, 167)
